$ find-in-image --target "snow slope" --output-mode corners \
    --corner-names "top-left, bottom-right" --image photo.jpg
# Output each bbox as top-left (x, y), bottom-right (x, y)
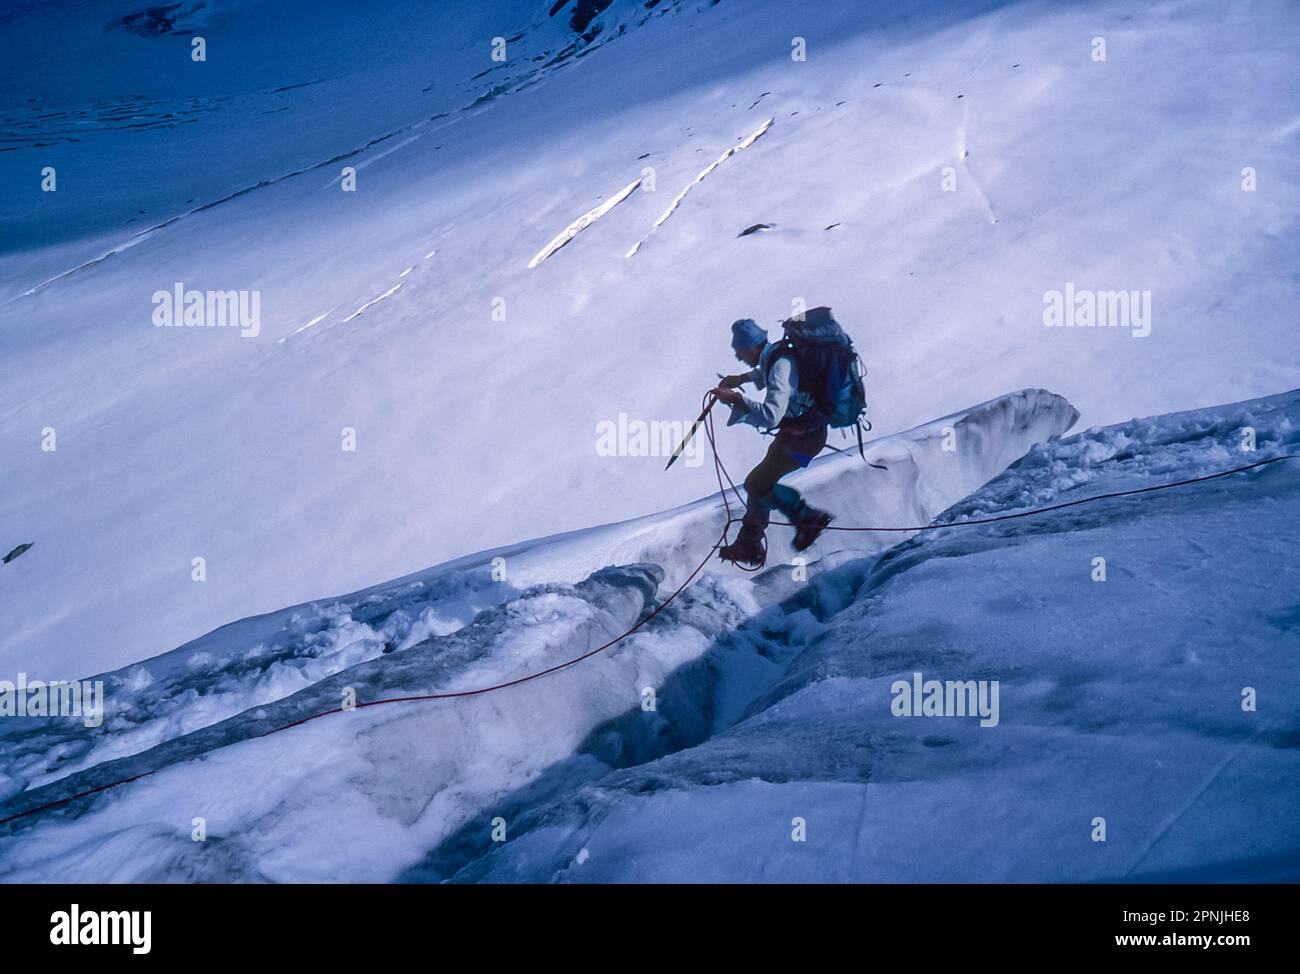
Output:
top-left (0, 386), bottom-right (1076, 881)
top-left (4, 386), bottom-right (1295, 883)
top-left (3, 0), bottom-right (1299, 680)
top-left (438, 389), bottom-right (1300, 883)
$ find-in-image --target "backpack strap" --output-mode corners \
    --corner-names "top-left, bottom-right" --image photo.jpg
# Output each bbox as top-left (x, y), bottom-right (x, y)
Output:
top-left (855, 418), bottom-right (886, 468)
top-left (758, 339), bottom-right (801, 433)
top-left (762, 338), bottom-right (798, 379)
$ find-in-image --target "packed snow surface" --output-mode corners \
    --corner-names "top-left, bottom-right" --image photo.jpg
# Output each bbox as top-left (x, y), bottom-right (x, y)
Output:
top-left (3, 0), bottom-right (1299, 679)
top-left (1, 386), bottom-right (1297, 883)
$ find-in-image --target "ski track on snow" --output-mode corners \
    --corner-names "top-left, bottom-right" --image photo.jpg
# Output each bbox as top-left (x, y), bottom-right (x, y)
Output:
top-left (278, 306), bottom-right (338, 343)
top-left (341, 282), bottom-right (406, 323)
top-left (956, 103), bottom-right (998, 225)
top-left (13, 127), bottom-right (413, 301)
top-left (625, 118), bottom-right (774, 258)
top-left (11, 34), bottom-right (586, 302)
top-left (281, 250), bottom-right (436, 342)
top-left (527, 178), bottom-right (644, 268)
top-left (952, 23), bottom-right (1000, 226)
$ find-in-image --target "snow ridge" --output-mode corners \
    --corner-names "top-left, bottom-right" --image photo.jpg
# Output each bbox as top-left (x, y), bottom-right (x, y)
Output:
top-left (0, 388), bottom-right (1076, 880)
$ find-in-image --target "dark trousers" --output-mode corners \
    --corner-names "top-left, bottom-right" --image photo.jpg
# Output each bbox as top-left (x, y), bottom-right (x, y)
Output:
top-left (740, 426), bottom-right (828, 536)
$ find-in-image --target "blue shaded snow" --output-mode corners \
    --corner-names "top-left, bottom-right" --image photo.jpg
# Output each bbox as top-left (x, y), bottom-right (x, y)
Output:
top-left (436, 389), bottom-right (1300, 882)
top-left (0, 388), bottom-right (1073, 881)
top-left (2, 388), bottom-right (1296, 882)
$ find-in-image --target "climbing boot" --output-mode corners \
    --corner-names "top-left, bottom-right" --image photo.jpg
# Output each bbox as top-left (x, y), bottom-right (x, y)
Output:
top-left (792, 508), bottom-right (834, 552)
top-left (718, 523), bottom-right (766, 569)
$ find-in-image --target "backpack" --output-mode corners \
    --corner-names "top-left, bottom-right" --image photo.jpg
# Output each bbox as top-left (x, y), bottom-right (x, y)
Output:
top-left (769, 308), bottom-right (869, 450)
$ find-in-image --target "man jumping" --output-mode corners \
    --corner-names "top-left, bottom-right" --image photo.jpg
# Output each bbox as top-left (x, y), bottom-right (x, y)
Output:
top-left (711, 317), bottom-right (834, 568)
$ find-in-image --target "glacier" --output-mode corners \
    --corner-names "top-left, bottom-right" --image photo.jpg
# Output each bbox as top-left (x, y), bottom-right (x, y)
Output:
top-left (1, 386), bottom-right (1297, 882)
top-left (4, 0), bottom-right (1300, 678)
top-left (2, 0), bottom-right (1298, 887)
top-left (0, 386), bottom-right (1076, 880)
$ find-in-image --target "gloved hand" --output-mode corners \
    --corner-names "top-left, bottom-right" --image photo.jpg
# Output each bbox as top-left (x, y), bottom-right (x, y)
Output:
top-left (711, 387), bottom-right (745, 407)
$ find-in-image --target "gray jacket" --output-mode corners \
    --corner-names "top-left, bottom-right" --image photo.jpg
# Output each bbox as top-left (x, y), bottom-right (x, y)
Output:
top-left (727, 342), bottom-right (816, 430)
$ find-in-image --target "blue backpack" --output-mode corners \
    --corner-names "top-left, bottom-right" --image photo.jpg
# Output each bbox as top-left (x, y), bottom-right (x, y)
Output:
top-left (772, 305), bottom-right (867, 421)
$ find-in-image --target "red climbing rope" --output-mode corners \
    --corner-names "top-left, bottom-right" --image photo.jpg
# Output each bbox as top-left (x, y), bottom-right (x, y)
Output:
top-left (1, 399), bottom-right (1293, 827)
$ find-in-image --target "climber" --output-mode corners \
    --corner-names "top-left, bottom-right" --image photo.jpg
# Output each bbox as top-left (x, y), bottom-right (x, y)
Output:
top-left (710, 316), bottom-right (839, 568)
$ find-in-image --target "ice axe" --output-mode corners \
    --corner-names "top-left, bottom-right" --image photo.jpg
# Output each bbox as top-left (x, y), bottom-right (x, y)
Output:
top-left (665, 393), bottom-right (719, 470)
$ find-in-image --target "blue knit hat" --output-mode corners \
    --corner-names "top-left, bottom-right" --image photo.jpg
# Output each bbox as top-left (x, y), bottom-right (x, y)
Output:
top-left (730, 318), bottom-right (767, 350)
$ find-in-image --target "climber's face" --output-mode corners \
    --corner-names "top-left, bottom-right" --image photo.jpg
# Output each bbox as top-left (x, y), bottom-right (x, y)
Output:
top-left (735, 343), bottom-right (763, 368)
